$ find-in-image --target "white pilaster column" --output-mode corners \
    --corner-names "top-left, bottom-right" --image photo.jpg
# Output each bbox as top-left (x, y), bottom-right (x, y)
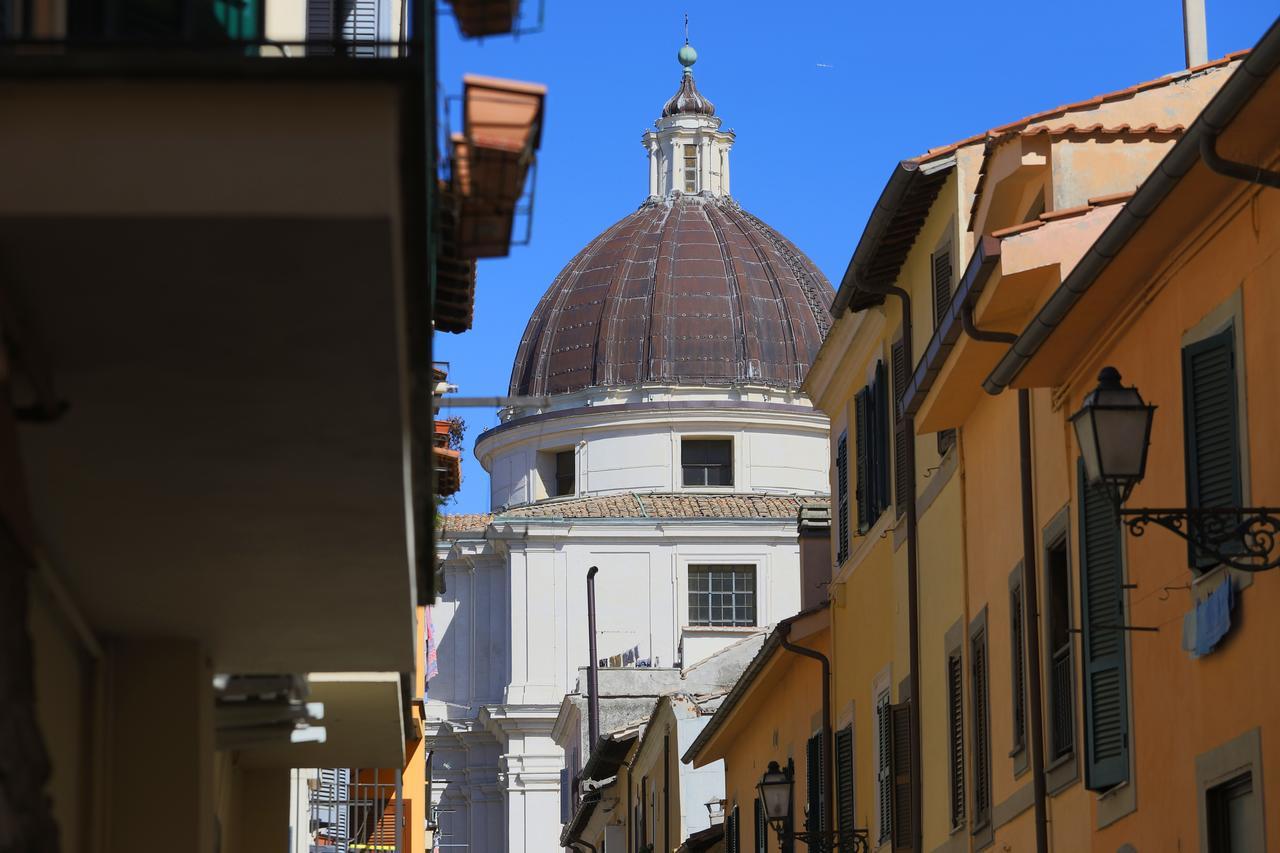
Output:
top-left (648, 140), bottom-right (659, 197)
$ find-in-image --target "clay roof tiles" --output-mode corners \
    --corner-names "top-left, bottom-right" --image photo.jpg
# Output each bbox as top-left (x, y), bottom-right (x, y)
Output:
top-left (438, 493), bottom-right (829, 535)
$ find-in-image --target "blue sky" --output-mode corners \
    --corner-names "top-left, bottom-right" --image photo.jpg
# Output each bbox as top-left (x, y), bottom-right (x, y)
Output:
top-left (435, 1), bottom-right (1277, 515)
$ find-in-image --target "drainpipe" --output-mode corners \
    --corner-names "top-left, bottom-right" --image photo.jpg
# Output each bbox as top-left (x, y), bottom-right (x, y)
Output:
top-left (1200, 131), bottom-right (1280, 189)
top-left (780, 623), bottom-right (833, 852)
top-left (961, 305), bottom-right (1049, 853)
top-left (587, 566), bottom-right (600, 752)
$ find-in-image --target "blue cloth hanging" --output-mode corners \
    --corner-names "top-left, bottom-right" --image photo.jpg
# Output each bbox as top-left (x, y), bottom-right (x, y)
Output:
top-left (1194, 575), bottom-right (1234, 656)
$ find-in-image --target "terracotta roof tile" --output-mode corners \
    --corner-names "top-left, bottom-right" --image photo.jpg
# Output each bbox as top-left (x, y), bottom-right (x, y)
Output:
top-left (441, 494), bottom-right (829, 532)
top-left (439, 513), bottom-right (494, 534)
top-left (989, 219), bottom-right (1045, 239)
top-left (1086, 190), bottom-right (1137, 207)
top-left (1037, 203), bottom-right (1094, 223)
top-left (909, 49), bottom-right (1246, 165)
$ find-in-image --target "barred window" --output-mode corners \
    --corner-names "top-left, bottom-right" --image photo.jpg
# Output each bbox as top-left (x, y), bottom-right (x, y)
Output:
top-left (688, 565), bottom-right (756, 626)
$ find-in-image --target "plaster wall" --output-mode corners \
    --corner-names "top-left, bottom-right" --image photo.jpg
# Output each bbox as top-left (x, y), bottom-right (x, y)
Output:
top-left (481, 407), bottom-right (829, 511)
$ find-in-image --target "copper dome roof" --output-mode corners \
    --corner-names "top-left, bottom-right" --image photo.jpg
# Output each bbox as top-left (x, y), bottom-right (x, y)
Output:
top-left (509, 195), bottom-right (834, 397)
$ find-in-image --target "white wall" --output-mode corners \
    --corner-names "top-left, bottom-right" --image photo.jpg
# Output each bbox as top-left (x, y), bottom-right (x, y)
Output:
top-left (480, 404), bottom-right (829, 512)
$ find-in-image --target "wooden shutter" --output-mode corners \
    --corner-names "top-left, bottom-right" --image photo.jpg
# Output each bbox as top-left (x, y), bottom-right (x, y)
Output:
top-left (1010, 584), bottom-right (1027, 754)
top-left (1182, 326), bottom-right (1243, 570)
top-left (836, 725), bottom-right (855, 839)
top-left (806, 732), bottom-right (826, 837)
top-left (876, 694), bottom-right (892, 844)
top-left (836, 431), bottom-right (850, 564)
top-left (932, 245), bottom-right (953, 330)
top-left (727, 804), bottom-right (739, 853)
top-left (969, 629), bottom-right (991, 828)
top-left (754, 797), bottom-right (767, 853)
top-left (855, 389), bottom-right (869, 533)
top-left (891, 338), bottom-right (911, 516)
top-left (946, 653), bottom-right (964, 829)
top-left (873, 360), bottom-right (891, 519)
top-left (306, 0), bottom-right (384, 56)
top-left (1078, 460), bottom-right (1130, 790)
top-left (889, 701), bottom-right (914, 852)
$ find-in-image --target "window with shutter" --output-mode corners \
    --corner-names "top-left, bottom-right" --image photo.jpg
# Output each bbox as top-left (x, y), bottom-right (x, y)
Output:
top-left (1078, 460), bottom-right (1131, 791)
top-left (836, 431), bottom-right (850, 564)
top-left (946, 651), bottom-right (965, 830)
top-left (726, 804), bottom-right (739, 853)
top-left (1010, 583), bottom-right (1027, 756)
top-left (754, 797), bottom-right (767, 853)
top-left (970, 625), bottom-right (991, 830)
top-left (876, 691), bottom-right (892, 845)
top-left (937, 428), bottom-right (956, 457)
top-left (889, 701), bottom-right (914, 853)
top-left (1182, 325), bottom-right (1243, 571)
top-left (306, 0), bottom-right (387, 56)
top-left (836, 725), bottom-right (855, 839)
top-left (891, 338), bottom-right (911, 517)
top-left (855, 390), bottom-right (870, 532)
top-left (1046, 537), bottom-right (1076, 762)
top-left (806, 732), bottom-right (826, 838)
top-left (932, 244), bottom-right (953, 330)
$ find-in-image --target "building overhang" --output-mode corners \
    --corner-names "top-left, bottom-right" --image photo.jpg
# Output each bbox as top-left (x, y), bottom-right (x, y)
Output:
top-left (1, 74), bottom-right (429, 674)
top-left (237, 672), bottom-right (407, 769)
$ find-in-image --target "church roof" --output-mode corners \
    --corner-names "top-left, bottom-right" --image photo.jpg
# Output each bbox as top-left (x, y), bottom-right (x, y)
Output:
top-left (509, 195), bottom-right (833, 397)
top-left (439, 493), bottom-right (829, 534)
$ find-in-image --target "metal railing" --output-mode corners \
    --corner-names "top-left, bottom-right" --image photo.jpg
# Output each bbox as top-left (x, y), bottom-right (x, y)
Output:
top-left (307, 768), bottom-right (405, 853)
top-left (1049, 643), bottom-right (1074, 761)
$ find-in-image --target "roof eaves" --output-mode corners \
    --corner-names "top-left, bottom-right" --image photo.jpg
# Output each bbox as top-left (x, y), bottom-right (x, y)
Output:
top-left (832, 156), bottom-right (955, 317)
top-left (983, 19), bottom-right (1280, 394)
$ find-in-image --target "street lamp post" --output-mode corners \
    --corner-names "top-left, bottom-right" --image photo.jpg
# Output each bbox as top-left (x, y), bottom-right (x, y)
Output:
top-left (756, 760), bottom-right (869, 852)
top-left (1071, 366), bottom-right (1280, 571)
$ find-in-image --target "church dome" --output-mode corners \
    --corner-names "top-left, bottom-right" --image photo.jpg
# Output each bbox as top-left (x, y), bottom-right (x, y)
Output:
top-left (508, 42), bottom-right (833, 398)
top-left (509, 195), bottom-right (833, 397)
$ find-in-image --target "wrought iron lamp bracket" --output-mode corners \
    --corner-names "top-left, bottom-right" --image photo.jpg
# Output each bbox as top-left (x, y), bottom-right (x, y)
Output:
top-left (1118, 506), bottom-right (1280, 572)
top-left (773, 827), bottom-right (871, 853)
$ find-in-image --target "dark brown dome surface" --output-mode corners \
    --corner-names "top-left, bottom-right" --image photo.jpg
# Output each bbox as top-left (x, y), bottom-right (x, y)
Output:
top-left (510, 195), bottom-right (834, 397)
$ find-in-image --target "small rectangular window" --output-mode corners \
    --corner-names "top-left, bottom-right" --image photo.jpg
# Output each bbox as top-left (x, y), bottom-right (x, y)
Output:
top-left (688, 565), bottom-right (756, 626)
top-left (684, 144), bottom-right (698, 193)
top-left (555, 449), bottom-right (575, 497)
top-left (1207, 772), bottom-right (1254, 853)
top-left (682, 438), bottom-right (733, 487)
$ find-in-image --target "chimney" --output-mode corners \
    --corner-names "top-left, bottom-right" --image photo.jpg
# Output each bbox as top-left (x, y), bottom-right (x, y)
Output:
top-left (797, 503), bottom-right (832, 611)
top-left (1183, 0), bottom-right (1208, 67)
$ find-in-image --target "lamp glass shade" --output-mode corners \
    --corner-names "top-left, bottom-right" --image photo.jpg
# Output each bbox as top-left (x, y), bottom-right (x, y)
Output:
top-left (757, 762), bottom-right (792, 824)
top-left (1070, 367), bottom-right (1156, 501)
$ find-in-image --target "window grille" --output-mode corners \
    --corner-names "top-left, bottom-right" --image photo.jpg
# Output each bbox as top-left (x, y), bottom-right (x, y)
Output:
top-left (688, 565), bottom-right (756, 626)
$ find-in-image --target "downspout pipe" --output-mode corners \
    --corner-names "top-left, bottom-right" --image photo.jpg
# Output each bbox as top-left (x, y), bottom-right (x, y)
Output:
top-left (587, 566), bottom-right (600, 752)
top-left (779, 625), bottom-right (833, 853)
top-left (961, 305), bottom-right (1050, 853)
top-left (1200, 130), bottom-right (1280, 189)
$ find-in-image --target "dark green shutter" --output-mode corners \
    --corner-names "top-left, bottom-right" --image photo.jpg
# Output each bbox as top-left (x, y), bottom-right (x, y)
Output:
top-left (891, 338), bottom-right (911, 516)
top-left (932, 245), bottom-right (953, 330)
top-left (837, 432), bottom-right (850, 564)
top-left (873, 360), bottom-right (892, 519)
top-left (1010, 585), bottom-right (1027, 753)
top-left (969, 628), bottom-right (991, 828)
top-left (889, 701), bottom-right (914, 852)
top-left (855, 390), bottom-right (869, 533)
top-left (754, 797), bottom-right (767, 853)
top-left (806, 732), bottom-right (826, 837)
top-left (836, 725), bottom-right (855, 839)
top-left (877, 695), bottom-right (892, 844)
top-left (1182, 326), bottom-right (1243, 570)
top-left (1078, 460), bottom-right (1130, 791)
top-left (947, 653), bottom-right (964, 829)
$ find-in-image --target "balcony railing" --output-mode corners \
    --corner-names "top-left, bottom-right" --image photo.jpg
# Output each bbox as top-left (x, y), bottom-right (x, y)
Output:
top-left (306, 767), bottom-right (405, 853)
top-left (1049, 643), bottom-right (1075, 761)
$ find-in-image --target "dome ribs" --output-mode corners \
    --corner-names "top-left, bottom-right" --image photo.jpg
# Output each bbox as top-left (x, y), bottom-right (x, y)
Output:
top-left (592, 204), bottom-right (659, 388)
top-left (715, 200), bottom-right (801, 386)
top-left (702, 199), bottom-right (753, 382)
top-left (510, 197), bottom-right (834, 397)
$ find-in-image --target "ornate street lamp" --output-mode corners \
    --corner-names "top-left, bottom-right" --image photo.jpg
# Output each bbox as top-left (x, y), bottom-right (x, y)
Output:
top-left (756, 760), bottom-right (869, 852)
top-left (1071, 366), bottom-right (1280, 571)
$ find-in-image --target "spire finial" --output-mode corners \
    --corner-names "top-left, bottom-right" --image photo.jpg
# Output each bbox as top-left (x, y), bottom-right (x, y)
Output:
top-left (677, 16), bottom-right (697, 73)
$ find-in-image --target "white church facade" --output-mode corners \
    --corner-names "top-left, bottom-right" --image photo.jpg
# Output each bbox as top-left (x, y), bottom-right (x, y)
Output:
top-left (427, 41), bottom-right (835, 853)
